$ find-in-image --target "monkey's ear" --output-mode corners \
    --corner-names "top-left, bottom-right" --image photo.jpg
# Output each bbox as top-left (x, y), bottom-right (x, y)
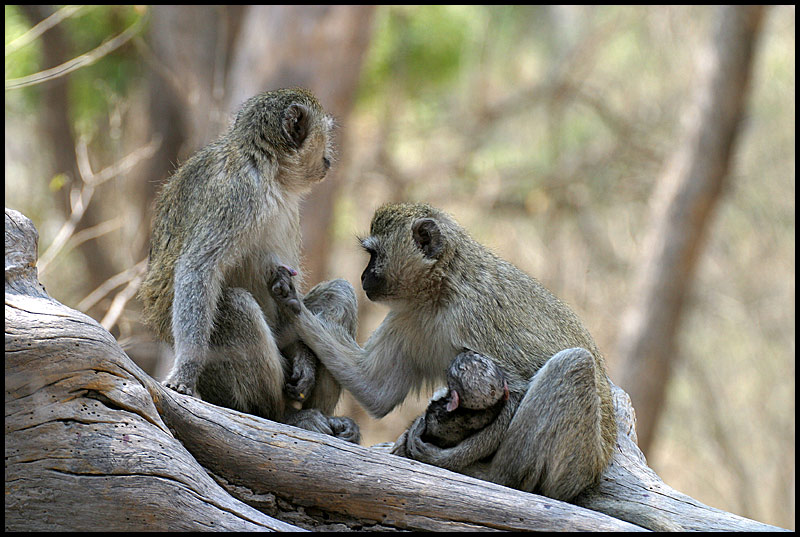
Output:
top-left (412, 218), bottom-right (444, 259)
top-left (282, 103), bottom-right (311, 149)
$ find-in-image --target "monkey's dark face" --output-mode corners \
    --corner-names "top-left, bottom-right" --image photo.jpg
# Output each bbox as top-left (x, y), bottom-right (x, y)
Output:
top-left (359, 203), bottom-right (453, 304)
top-left (358, 228), bottom-right (427, 303)
top-left (236, 88), bottom-right (335, 190)
top-left (359, 236), bottom-right (387, 301)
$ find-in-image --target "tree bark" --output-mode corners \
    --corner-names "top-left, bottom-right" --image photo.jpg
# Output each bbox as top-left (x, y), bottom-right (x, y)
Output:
top-left (5, 207), bottom-right (787, 532)
top-left (613, 5), bottom-right (768, 454)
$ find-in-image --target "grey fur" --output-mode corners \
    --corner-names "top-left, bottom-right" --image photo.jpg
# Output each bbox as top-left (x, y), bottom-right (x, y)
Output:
top-left (271, 202), bottom-right (616, 500)
top-left (139, 88), bottom-right (358, 443)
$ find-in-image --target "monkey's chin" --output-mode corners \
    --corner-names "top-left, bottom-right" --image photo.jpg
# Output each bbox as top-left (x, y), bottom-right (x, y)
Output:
top-left (363, 288), bottom-right (395, 304)
top-left (363, 289), bottom-right (381, 302)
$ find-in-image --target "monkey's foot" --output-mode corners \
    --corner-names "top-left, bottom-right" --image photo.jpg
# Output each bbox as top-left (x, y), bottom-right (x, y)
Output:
top-left (285, 409), bottom-right (361, 444)
top-left (270, 265), bottom-right (302, 314)
top-left (163, 380), bottom-right (194, 397)
top-left (329, 416), bottom-right (361, 444)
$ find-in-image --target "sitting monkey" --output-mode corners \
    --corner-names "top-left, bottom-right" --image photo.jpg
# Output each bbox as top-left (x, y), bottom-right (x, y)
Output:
top-left (270, 202), bottom-right (616, 501)
top-left (139, 88), bottom-right (358, 442)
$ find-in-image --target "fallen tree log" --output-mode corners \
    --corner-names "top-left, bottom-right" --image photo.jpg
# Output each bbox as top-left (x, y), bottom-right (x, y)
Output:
top-left (5, 208), bottom-right (787, 532)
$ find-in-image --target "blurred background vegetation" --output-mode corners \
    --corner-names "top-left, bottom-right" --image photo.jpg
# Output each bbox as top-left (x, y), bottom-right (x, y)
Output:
top-left (5, 5), bottom-right (794, 529)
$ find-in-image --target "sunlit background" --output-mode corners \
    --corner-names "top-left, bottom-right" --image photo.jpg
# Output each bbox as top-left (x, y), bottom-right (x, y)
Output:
top-left (5, 5), bottom-right (794, 529)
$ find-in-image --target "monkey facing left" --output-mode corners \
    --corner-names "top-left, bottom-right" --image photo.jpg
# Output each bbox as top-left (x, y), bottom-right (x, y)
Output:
top-left (138, 88), bottom-right (359, 443)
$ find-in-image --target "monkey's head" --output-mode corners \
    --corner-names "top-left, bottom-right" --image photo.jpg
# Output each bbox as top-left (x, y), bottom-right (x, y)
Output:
top-left (359, 202), bottom-right (463, 304)
top-left (232, 88), bottom-right (335, 192)
top-left (446, 351), bottom-right (509, 411)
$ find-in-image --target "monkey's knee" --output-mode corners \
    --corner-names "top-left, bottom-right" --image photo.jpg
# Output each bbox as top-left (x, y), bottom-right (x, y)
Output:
top-left (303, 278), bottom-right (357, 336)
top-left (535, 347), bottom-right (596, 383)
top-left (495, 348), bottom-right (607, 501)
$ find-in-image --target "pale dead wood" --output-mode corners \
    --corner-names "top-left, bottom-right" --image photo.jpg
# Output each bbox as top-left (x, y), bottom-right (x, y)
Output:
top-left (6, 210), bottom-right (297, 532)
top-left (5, 207), bottom-right (788, 532)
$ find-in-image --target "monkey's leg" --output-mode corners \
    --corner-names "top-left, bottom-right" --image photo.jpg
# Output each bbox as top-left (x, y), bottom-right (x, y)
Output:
top-left (197, 288), bottom-right (286, 420)
top-left (488, 347), bottom-right (607, 502)
top-left (289, 278), bottom-right (360, 444)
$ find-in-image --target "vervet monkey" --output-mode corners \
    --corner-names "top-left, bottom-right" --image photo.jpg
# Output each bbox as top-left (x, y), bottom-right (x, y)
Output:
top-left (270, 202), bottom-right (616, 500)
top-left (139, 88), bottom-right (358, 442)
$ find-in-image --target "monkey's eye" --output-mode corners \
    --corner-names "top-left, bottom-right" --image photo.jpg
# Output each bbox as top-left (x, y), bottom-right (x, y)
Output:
top-left (358, 236), bottom-right (377, 256)
top-left (359, 242), bottom-right (374, 256)
top-left (323, 156), bottom-right (331, 170)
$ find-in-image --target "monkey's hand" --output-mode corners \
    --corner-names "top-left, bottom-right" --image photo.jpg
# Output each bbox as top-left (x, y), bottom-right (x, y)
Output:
top-left (403, 415), bottom-right (471, 471)
top-left (329, 416), bottom-right (361, 444)
top-left (390, 427), bottom-right (412, 458)
top-left (163, 379), bottom-right (195, 396)
top-left (284, 343), bottom-right (317, 403)
top-left (285, 409), bottom-right (361, 444)
top-left (270, 265), bottom-right (302, 315)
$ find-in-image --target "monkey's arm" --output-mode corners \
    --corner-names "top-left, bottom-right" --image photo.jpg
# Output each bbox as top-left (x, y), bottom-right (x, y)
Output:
top-left (399, 393), bottom-right (520, 471)
top-left (296, 313), bottom-right (415, 418)
top-left (166, 244), bottom-right (225, 394)
top-left (271, 268), bottom-right (413, 417)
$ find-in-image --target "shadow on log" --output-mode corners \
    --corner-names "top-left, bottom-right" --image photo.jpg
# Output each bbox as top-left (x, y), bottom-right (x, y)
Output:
top-left (5, 208), bottom-right (787, 532)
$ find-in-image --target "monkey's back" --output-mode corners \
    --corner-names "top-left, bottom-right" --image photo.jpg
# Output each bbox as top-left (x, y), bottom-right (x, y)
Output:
top-left (446, 245), bottom-right (593, 372)
top-left (139, 139), bottom-right (248, 342)
top-left (445, 238), bottom-right (616, 461)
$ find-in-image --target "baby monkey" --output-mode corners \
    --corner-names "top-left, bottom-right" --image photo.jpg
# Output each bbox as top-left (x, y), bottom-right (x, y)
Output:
top-left (422, 350), bottom-right (510, 449)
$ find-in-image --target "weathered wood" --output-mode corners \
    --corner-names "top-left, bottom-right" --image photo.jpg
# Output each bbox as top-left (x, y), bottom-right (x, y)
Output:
top-left (5, 207), bottom-right (789, 532)
top-left (572, 384), bottom-right (783, 531)
top-left (155, 384), bottom-right (643, 532)
top-left (5, 208), bottom-right (299, 532)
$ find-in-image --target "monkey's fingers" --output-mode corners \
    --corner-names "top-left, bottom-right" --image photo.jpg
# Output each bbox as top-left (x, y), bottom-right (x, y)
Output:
top-left (270, 280), bottom-right (301, 314)
top-left (404, 416), bottom-right (446, 464)
top-left (329, 416), bottom-right (361, 444)
top-left (390, 430), bottom-right (410, 457)
top-left (278, 264), bottom-right (299, 277)
top-left (163, 380), bottom-right (194, 397)
top-left (269, 266), bottom-right (303, 314)
top-left (285, 365), bottom-right (315, 402)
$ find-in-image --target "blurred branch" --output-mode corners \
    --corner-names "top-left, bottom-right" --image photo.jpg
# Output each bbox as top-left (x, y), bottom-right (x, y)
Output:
top-left (5, 7), bottom-right (148, 90)
top-left (99, 261), bottom-right (147, 332)
top-left (133, 36), bottom-right (193, 110)
top-left (38, 137), bottom-right (161, 275)
top-left (77, 258), bottom-right (148, 313)
top-left (614, 5), bottom-right (768, 455)
top-left (4, 5), bottom-right (85, 56)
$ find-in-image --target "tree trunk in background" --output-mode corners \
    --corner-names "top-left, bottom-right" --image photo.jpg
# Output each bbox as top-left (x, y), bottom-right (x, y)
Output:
top-left (613, 6), bottom-right (767, 455)
top-left (225, 5), bottom-right (376, 287)
top-left (138, 5), bottom-right (245, 240)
